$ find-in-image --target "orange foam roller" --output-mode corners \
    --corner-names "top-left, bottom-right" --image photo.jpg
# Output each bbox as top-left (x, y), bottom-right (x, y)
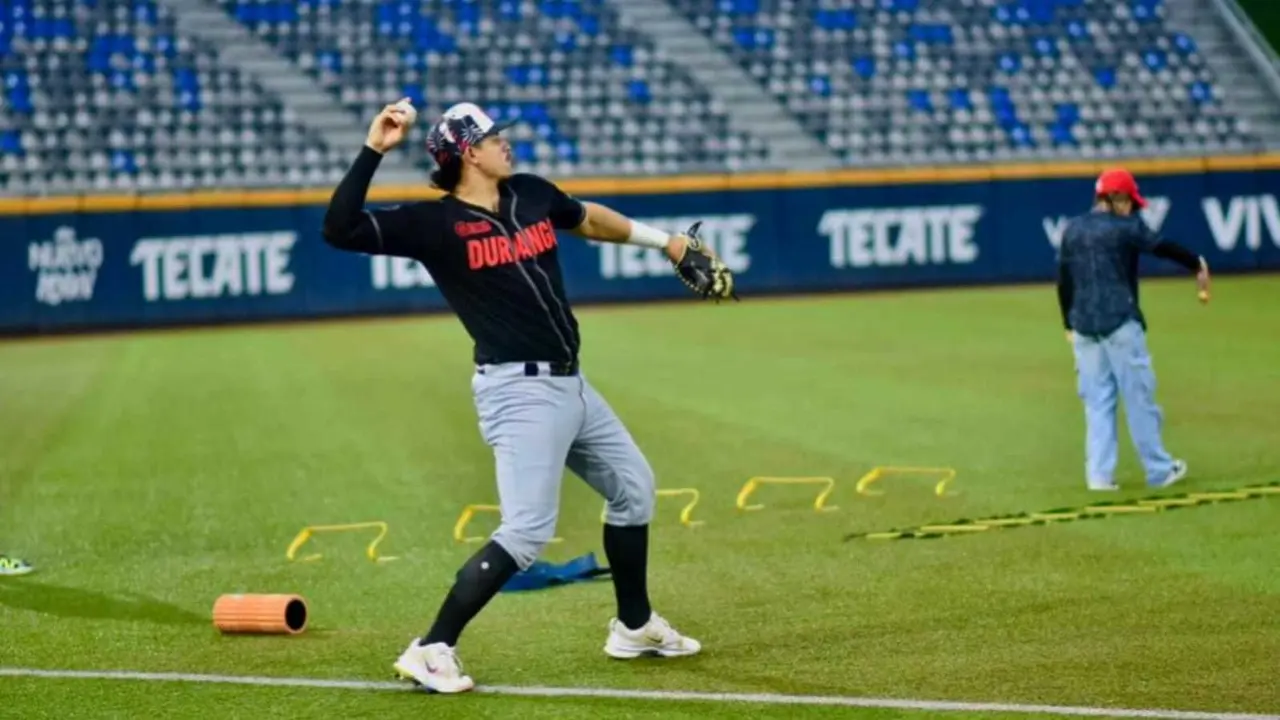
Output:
top-left (212, 593), bottom-right (308, 635)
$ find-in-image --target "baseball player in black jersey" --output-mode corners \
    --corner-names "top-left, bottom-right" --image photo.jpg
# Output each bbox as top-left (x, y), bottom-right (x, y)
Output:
top-left (322, 99), bottom-right (736, 694)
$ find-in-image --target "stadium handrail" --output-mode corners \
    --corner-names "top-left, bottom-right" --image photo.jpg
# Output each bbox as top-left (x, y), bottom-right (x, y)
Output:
top-left (4, 153), bottom-right (1280, 216)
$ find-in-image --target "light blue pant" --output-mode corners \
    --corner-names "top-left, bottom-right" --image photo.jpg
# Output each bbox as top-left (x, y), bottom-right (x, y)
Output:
top-left (1072, 320), bottom-right (1175, 486)
top-left (471, 362), bottom-right (656, 570)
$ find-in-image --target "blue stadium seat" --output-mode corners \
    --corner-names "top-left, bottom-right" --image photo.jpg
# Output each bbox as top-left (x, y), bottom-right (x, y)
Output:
top-left (907, 89), bottom-right (932, 113)
top-left (814, 9), bottom-right (856, 32)
top-left (1050, 122), bottom-right (1078, 147)
top-left (1190, 81), bottom-right (1213, 105)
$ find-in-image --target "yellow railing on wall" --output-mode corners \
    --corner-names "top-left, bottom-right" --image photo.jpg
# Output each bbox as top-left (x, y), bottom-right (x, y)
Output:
top-left (4, 153), bottom-right (1279, 217)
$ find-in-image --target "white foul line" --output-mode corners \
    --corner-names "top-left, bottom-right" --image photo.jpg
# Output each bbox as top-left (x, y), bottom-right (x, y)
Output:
top-left (1, 667), bottom-right (1275, 720)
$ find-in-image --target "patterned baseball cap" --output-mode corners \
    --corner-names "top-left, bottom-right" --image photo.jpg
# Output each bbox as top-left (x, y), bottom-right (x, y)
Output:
top-left (425, 102), bottom-right (513, 166)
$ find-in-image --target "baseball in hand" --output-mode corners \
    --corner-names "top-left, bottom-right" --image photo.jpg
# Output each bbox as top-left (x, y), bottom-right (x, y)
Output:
top-left (393, 100), bottom-right (417, 126)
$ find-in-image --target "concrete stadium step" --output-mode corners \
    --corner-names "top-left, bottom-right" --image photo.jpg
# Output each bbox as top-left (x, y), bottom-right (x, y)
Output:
top-left (158, 0), bottom-right (423, 184)
top-left (606, 0), bottom-right (841, 171)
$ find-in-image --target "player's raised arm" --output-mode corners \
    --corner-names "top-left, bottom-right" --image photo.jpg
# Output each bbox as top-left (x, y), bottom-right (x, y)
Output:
top-left (322, 100), bottom-right (421, 257)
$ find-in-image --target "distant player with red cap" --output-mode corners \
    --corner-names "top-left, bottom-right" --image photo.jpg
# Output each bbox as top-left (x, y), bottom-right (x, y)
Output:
top-left (1055, 168), bottom-right (1211, 491)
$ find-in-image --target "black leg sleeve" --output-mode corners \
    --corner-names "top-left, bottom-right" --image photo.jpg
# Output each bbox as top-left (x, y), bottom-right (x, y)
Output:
top-left (603, 523), bottom-right (653, 630)
top-left (420, 540), bottom-right (521, 647)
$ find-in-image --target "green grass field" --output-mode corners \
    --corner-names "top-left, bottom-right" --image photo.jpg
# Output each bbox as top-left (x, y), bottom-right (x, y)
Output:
top-left (2, 276), bottom-right (1279, 719)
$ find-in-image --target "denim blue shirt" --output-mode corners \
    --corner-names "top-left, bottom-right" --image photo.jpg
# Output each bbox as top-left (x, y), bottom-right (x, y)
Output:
top-left (1055, 211), bottom-right (1166, 338)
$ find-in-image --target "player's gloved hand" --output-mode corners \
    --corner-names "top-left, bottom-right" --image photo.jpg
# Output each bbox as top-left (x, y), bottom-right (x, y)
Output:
top-left (669, 221), bottom-right (739, 303)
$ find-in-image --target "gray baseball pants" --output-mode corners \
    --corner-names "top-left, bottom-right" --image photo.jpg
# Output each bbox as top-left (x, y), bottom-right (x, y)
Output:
top-left (471, 362), bottom-right (656, 570)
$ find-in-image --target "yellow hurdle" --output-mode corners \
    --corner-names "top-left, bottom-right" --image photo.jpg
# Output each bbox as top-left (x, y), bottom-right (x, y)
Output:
top-left (600, 488), bottom-right (704, 527)
top-left (855, 466), bottom-right (958, 497)
top-left (453, 504), bottom-right (563, 544)
top-left (735, 476), bottom-right (838, 513)
top-left (286, 521), bottom-right (397, 563)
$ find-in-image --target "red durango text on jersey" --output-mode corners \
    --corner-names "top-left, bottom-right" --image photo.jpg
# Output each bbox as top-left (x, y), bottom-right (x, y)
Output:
top-left (467, 219), bottom-right (560, 270)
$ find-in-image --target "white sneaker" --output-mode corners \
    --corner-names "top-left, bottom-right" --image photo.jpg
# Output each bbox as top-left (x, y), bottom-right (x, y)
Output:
top-left (0, 555), bottom-right (34, 577)
top-left (1152, 459), bottom-right (1188, 489)
top-left (604, 612), bottom-right (702, 659)
top-left (393, 641), bottom-right (476, 694)
top-left (1087, 480), bottom-right (1119, 492)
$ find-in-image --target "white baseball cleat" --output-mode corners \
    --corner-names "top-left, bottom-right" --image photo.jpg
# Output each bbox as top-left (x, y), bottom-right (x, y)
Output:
top-left (604, 612), bottom-right (702, 659)
top-left (393, 641), bottom-right (476, 694)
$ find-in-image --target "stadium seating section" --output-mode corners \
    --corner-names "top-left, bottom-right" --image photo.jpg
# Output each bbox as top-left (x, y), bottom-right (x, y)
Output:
top-left (0, 0), bottom-right (1265, 193)
top-left (223, 0), bottom-right (775, 177)
top-left (674, 0), bottom-right (1257, 163)
top-left (0, 0), bottom-right (348, 194)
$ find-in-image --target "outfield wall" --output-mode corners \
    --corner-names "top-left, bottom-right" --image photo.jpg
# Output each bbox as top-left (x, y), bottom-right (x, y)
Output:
top-left (5, 156), bottom-right (1280, 334)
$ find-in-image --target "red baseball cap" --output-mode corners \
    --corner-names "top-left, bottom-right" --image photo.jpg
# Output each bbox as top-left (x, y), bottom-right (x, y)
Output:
top-left (1094, 168), bottom-right (1148, 209)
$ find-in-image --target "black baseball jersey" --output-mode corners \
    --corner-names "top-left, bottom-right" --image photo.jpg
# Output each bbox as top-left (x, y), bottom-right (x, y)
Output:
top-left (1055, 210), bottom-right (1200, 338)
top-left (323, 146), bottom-right (587, 365)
